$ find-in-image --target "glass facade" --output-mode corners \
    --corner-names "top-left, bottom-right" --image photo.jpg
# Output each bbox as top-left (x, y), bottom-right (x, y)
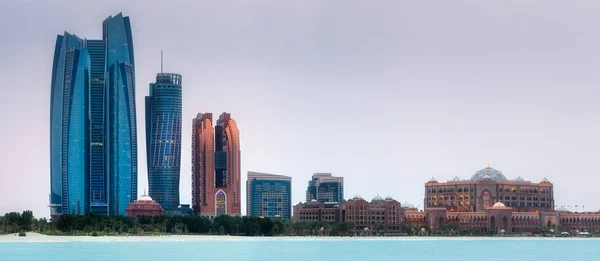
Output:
top-left (104, 13), bottom-right (137, 216)
top-left (246, 172), bottom-right (292, 219)
top-left (146, 73), bottom-right (182, 210)
top-left (50, 32), bottom-right (89, 215)
top-left (49, 13), bottom-right (137, 216)
top-left (306, 173), bottom-right (344, 203)
top-left (86, 39), bottom-right (108, 215)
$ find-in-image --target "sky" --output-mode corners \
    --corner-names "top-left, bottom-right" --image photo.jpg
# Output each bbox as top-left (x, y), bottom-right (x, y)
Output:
top-left (1, 0), bottom-right (599, 218)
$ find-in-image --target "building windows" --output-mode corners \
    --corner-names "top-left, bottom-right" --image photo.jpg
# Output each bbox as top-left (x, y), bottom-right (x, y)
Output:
top-left (483, 191), bottom-right (491, 208)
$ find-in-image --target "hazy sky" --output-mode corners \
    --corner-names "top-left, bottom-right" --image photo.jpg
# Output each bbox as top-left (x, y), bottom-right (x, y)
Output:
top-left (1, 0), bottom-right (599, 217)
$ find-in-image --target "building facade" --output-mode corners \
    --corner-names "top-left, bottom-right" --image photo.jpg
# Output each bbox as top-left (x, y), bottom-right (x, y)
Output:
top-left (50, 13), bottom-right (137, 216)
top-left (145, 73), bottom-right (182, 211)
top-left (125, 189), bottom-right (164, 217)
top-left (306, 173), bottom-right (344, 203)
top-left (292, 201), bottom-right (342, 223)
top-left (293, 195), bottom-right (403, 234)
top-left (342, 195), bottom-right (403, 234)
top-left (192, 113), bottom-right (241, 216)
top-left (424, 166), bottom-right (554, 213)
top-left (246, 171), bottom-right (292, 219)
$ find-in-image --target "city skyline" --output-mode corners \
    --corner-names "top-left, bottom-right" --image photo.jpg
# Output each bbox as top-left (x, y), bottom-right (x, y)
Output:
top-left (1, 1), bottom-right (600, 217)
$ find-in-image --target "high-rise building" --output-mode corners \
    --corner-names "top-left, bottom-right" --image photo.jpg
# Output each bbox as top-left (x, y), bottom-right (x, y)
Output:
top-left (49, 32), bottom-right (90, 215)
top-left (145, 73), bottom-right (182, 211)
top-left (49, 13), bottom-right (137, 216)
top-left (246, 171), bottom-right (292, 219)
top-left (192, 113), bottom-right (241, 216)
top-left (306, 173), bottom-right (344, 203)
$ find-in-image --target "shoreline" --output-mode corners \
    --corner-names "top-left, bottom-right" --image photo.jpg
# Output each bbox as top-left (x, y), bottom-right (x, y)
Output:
top-left (0, 233), bottom-right (597, 243)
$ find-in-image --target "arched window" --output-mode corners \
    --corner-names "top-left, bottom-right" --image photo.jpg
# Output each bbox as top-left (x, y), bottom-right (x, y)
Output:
top-left (483, 191), bottom-right (491, 208)
top-left (215, 190), bottom-right (227, 216)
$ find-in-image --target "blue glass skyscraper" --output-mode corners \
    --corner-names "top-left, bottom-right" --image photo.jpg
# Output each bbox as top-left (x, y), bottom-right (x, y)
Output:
top-left (146, 73), bottom-right (182, 211)
top-left (50, 13), bottom-right (137, 216)
top-left (49, 32), bottom-right (90, 215)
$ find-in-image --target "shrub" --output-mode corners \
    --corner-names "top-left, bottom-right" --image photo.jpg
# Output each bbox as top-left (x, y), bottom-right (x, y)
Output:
top-left (18, 232), bottom-right (26, 237)
top-left (91, 231), bottom-right (99, 237)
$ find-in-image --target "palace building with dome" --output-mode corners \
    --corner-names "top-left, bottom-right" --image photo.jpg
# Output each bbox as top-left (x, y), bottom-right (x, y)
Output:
top-left (424, 165), bottom-right (554, 213)
top-left (291, 166), bottom-right (600, 235)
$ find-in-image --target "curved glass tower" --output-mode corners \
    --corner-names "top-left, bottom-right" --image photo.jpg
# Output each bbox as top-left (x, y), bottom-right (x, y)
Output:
top-left (50, 13), bottom-right (137, 216)
top-left (146, 73), bottom-right (182, 211)
top-left (49, 32), bottom-right (91, 215)
top-left (103, 13), bottom-right (137, 216)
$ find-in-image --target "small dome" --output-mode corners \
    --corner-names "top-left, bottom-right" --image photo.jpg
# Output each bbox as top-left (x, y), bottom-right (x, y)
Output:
top-left (450, 176), bottom-right (461, 182)
top-left (471, 165), bottom-right (508, 181)
top-left (138, 189), bottom-right (153, 202)
top-left (541, 177), bottom-right (551, 183)
top-left (402, 202), bottom-right (416, 208)
top-left (514, 176), bottom-right (525, 182)
top-left (352, 194), bottom-right (363, 200)
top-left (372, 194), bottom-right (384, 202)
top-left (138, 194), bottom-right (153, 201)
top-left (310, 199), bottom-right (318, 203)
top-left (385, 195), bottom-right (394, 201)
top-left (492, 202), bottom-right (506, 207)
top-left (428, 177), bottom-right (438, 183)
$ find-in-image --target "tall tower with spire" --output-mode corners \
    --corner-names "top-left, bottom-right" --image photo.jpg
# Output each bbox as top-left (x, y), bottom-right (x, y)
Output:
top-left (145, 53), bottom-right (183, 212)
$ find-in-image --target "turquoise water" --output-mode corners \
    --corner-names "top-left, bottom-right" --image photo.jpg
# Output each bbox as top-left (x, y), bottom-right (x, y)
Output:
top-left (1, 238), bottom-right (599, 261)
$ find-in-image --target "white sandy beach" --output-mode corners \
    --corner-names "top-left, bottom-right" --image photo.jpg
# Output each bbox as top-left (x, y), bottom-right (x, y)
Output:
top-left (0, 233), bottom-right (597, 243)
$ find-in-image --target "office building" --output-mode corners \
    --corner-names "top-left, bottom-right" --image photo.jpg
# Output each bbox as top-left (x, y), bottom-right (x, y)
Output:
top-left (145, 73), bottom-right (182, 211)
top-left (306, 173), bottom-right (344, 203)
top-left (246, 171), bottom-right (292, 219)
top-left (49, 13), bottom-right (137, 216)
top-left (192, 113), bottom-right (241, 216)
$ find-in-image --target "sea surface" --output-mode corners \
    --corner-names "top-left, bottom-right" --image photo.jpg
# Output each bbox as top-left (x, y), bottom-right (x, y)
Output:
top-left (1, 237), bottom-right (599, 261)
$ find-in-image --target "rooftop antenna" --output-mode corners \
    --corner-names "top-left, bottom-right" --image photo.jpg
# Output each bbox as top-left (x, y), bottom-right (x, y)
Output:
top-left (161, 50), bottom-right (163, 73)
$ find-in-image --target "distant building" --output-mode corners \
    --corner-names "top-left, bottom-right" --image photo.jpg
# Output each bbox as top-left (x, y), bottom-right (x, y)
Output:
top-left (191, 113), bottom-right (241, 216)
top-left (306, 173), bottom-right (344, 203)
top-left (292, 201), bottom-right (342, 223)
top-left (164, 204), bottom-right (193, 216)
top-left (342, 195), bottom-right (403, 234)
top-left (126, 190), bottom-right (164, 217)
top-left (145, 73), bottom-right (183, 211)
top-left (424, 165), bottom-right (555, 213)
top-left (413, 165), bottom-right (600, 234)
top-left (49, 13), bottom-right (137, 216)
top-left (246, 171), bottom-right (292, 219)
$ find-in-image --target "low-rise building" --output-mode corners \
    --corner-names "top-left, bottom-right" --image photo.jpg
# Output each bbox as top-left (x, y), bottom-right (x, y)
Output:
top-left (292, 200), bottom-right (342, 223)
top-left (125, 190), bottom-right (164, 217)
top-left (342, 195), bottom-right (402, 234)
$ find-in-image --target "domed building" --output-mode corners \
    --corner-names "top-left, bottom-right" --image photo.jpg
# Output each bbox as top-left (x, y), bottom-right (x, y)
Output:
top-left (125, 189), bottom-right (165, 217)
top-left (470, 166), bottom-right (508, 181)
top-left (424, 165), bottom-right (554, 213)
